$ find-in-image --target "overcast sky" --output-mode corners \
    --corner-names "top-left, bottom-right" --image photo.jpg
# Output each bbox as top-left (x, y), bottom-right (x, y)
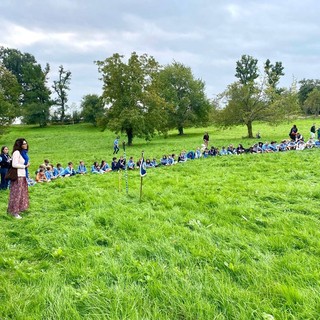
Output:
top-left (1, 0), bottom-right (319, 107)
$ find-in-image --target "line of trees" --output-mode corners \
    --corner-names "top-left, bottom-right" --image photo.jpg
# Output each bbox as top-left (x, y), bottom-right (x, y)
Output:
top-left (1, 46), bottom-right (320, 143)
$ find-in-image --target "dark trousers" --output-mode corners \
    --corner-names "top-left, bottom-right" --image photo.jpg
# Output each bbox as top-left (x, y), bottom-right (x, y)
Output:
top-left (0, 167), bottom-right (9, 189)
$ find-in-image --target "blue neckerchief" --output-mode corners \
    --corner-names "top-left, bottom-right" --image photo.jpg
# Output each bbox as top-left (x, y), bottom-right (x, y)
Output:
top-left (20, 150), bottom-right (29, 178)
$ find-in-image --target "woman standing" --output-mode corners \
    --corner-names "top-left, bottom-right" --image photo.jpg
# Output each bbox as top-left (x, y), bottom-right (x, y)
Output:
top-left (7, 138), bottom-right (30, 219)
top-left (0, 146), bottom-right (12, 190)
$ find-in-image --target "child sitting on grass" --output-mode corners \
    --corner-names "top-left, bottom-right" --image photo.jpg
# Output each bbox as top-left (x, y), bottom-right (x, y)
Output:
top-left (36, 168), bottom-right (48, 183)
top-left (77, 160), bottom-right (87, 174)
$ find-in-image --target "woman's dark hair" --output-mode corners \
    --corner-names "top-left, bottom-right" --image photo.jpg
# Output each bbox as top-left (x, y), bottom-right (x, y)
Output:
top-left (1, 145), bottom-right (8, 153)
top-left (12, 138), bottom-right (28, 152)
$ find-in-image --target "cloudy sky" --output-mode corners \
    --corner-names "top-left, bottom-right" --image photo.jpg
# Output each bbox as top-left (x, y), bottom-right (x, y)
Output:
top-left (1, 0), bottom-right (319, 107)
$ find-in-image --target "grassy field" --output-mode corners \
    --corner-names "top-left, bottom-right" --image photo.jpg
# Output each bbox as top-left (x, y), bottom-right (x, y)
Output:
top-left (0, 121), bottom-right (320, 319)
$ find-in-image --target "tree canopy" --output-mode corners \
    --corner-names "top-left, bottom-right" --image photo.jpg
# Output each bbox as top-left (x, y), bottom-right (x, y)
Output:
top-left (156, 62), bottom-right (211, 135)
top-left (303, 88), bottom-right (320, 116)
top-left (80, 94), bottom-right (104, 126)
top-left (96, 52), bottom-right (168, 145)
top-left (0, 65), bottom-right (20, 134)
top-left (298, 79), bottom-right (320, 113)
top-left (0, 47), bottom-right (52, 126)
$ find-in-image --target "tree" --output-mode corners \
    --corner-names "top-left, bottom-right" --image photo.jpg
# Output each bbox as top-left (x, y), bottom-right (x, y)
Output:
top-left (0, 47), bottom-right (52, 126)
top-left (266, 82), bottom-right (300, 123)
top-left (298, 79), bottom-right (320, 112)
top-left (96, 52), bottom-right (167, 145)
top-left (0, 47), bottom-right (36, 89)
top-left (216, 55), bottom-right (289, 138)
top-left (22, 63), bottom-right (52, 127)
top-left (80, 94), bottom-right (104, 126)
top-left (156, 62), bottom-right (211, 135)
top-left (52, 65), bottom-right (72, 122)
top-left (216, 81), bottom-right (267, 138)
top-left (303, 88), bottom-right (320, 116)
top-left (0, 65), bottom-right (20, 134)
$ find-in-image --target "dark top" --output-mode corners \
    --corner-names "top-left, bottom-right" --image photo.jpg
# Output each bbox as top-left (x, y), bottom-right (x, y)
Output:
top-left (0, 153), bottom-right (12, 169)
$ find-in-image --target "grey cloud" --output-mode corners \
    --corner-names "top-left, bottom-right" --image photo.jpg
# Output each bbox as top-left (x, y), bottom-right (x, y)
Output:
top-left (0, 0), bottom-right (319, 104)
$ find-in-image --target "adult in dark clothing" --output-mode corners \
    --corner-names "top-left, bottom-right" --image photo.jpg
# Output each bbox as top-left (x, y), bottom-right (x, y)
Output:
top-left (203, 132), bottom-right (209, 148)
top-left (289, 125), bottom-right (298, 140)
top-left (0, 146), bottom-right (12, 190)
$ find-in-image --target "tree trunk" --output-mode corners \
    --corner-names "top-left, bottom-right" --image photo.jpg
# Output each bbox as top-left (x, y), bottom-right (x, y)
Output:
top-left (178, 126), bottom-right (184, 135)
top-left (246, 121), bottom-right (253, 138)
top-left (61, 105), bottom-right (65, 122)
top-left (126, 128), bottom-right (133, 146)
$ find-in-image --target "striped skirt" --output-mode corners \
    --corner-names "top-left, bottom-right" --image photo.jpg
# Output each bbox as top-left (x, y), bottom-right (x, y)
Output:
top-left (7, 177), bottom-right (29, 215)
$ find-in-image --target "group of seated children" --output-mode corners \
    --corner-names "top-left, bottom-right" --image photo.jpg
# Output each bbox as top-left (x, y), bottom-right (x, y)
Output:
top-left (35, 157), bottom-right (137, 183)
top-left (34, 134), bottom-right (320, 183)
top-left (35, 160), bottom-right (79, 183)
top-left (198, 136), bottom-right (317, 157)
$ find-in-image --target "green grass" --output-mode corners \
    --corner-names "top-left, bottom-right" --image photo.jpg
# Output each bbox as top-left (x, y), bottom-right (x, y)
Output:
top-left (0, 121), bottom-right (320, 319)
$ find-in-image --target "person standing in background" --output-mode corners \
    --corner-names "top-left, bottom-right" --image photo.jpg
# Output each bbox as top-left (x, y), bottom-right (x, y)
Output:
top-left (7, 138), bottom-right (30, 219)
top-left (113, 136), bottom-right (120, 154)
top-left (0, 146), bottom-right (12, 190)
top-left (203, 132), bottom-right (209, 148)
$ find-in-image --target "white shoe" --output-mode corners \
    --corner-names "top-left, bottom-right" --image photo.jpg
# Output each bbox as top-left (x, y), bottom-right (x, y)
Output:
top-left (12, 213), bottom-right (22, 219)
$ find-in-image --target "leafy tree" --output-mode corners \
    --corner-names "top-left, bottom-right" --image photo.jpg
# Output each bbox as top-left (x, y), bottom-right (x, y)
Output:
top-left (216, 55), bottom-right (288, 138)
top-left (303, 88), bottom-right (320, 116)
top-left (0, 65), bottom-right (20, 134)
top-left (0, 47), bottom-right (52, 125)
top-left (298, 79), bottom-right (320, 111)
top-left (266, 82), bottom-right (300, 123)
top-left (52, 65), bottom-right (72, 122)
top-left (0, 47), bottom-right (36, 90)
top-left (80, 94), bottom-right (104, 126)
top-left (96, 52), bottom-right (167, 145)
top-left (156, 62), bottom-right (211, 135)
top-left (21, 63), bottom-right (52, 127)
top-left (216, 82), bottom-right (266, 138)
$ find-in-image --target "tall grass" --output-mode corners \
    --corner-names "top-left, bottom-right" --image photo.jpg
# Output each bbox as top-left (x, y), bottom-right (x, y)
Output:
top-left (0, 121), bottom-right (319, 319)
